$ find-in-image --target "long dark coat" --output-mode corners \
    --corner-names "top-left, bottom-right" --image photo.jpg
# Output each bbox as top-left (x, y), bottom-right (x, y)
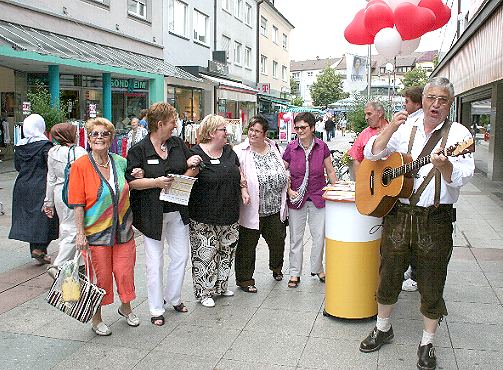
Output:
top-left (9, 140), bottom-right (59, 244)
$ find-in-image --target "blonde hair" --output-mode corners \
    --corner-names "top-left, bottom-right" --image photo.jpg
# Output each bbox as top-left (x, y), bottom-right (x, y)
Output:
top-left (86, 117), bottom-right (115, 137)
top-left (198, 114), bottom-right (227, 143)
top-left (146, 102), bottom-right (178, 132)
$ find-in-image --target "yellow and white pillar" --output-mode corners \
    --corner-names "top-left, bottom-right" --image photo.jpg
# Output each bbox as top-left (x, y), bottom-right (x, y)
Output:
top-left (324, 197), bottom-right (382, 319)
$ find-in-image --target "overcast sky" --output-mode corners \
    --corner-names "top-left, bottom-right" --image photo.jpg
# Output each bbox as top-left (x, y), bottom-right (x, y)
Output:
top-left (274, 0), bottom-right (458, 61)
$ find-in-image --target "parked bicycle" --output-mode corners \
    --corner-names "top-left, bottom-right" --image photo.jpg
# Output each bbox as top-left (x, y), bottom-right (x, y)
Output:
top-left (330, 149), bottom-right (350, 181)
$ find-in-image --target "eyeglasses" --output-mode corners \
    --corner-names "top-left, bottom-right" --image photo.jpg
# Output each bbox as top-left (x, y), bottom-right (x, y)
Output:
top-left (424, 95), bottom-right (450, 106)
top-left (90, 131), bottom-right (112, 138)
top-left (248, 128), bottom-right (264, 134)
top-left (215, 128), bottom-right (227, 132)
top-left (294, 125), bottom-right (309, 131)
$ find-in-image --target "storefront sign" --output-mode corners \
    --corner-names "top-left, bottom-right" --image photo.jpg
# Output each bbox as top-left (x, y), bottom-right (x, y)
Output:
top-left (208, 60), bottom-right (229, 76)
top-left (89, 103), bottom-right (97, 118)
top-left (111, 78), bottom-right (148, 92)
top-left (257, 83), bottom-right (270, 94)
top-left (22, 102), bottom-right (31, 115)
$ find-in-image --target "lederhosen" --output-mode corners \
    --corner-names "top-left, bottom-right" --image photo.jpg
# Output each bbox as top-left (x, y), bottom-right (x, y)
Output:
top-left (376, 119), bottom-right (455, 320)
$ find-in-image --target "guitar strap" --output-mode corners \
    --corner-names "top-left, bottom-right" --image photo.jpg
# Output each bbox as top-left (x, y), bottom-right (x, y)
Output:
top-left (409, 119), bottom-right (452, 206)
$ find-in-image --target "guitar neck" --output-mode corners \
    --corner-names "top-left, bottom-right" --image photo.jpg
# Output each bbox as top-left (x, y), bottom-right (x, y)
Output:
top-left (394, 155), bottom-right (431, 178)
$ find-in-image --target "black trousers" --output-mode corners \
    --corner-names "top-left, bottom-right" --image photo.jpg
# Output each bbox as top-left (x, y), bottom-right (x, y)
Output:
top-left (235, 212), bottom-right (286, 287)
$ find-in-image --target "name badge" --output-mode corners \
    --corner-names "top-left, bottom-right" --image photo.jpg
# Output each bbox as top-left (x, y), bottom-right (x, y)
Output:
top-left (147, 159), bottom-right (159, 165)
top-left (210, 159), bottom-right (220, 165)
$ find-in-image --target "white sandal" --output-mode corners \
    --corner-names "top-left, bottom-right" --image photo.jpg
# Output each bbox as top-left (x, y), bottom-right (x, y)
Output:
top-left (92, 321), bottom-right (112, 336)
top-left (118, 308), bottom-right (140, 327)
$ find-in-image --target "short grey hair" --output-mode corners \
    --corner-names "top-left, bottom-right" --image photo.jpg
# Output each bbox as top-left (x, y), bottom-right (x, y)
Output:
top-left (424, 77), bottom-right (455, 99)
top-left (365, 101), bottom-right (385, 113)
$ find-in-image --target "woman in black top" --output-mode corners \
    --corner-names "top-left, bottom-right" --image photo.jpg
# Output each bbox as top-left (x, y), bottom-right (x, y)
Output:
top-left (188, 114), bottom-right (250, 307)
top-left (126, 102), bottom-right (202, 326)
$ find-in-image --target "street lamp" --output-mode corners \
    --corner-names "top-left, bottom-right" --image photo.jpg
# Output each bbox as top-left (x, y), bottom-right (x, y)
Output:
top-left (385, 62), bottom-right (394, 114)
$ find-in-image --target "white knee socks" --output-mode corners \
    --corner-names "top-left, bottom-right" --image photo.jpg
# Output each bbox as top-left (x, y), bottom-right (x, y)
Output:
top-left (420, 330), bottom-right (435, 346)
top-left (376, 316), bottom-right (391, 332)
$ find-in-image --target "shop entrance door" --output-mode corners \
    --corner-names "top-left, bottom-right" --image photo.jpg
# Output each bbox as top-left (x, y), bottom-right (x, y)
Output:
top-left (61, 90), bottom-right (80, 119)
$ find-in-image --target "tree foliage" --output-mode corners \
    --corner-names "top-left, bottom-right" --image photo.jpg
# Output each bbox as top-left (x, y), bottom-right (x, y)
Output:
top-left (309, 67), bottom-right (346, 107)
top-left (347, 94), bottom-right (368, 135)
top-left (27, 84), bottom-right (68, 131)
top-left (290, 77), bottom-right (300, 96)
top-left (402, 66), bottom-right (428, 89)
top-left (290, 96), bottom-right (304, 106)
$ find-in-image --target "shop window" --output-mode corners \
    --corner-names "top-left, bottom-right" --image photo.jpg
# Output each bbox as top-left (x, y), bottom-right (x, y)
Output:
top-left (193, 9), bottom-right (209, 45)
top-left (234, 41), bottom-right (242, 65)
top-left (128, 0), bottom-right (147, 19)
top-left (260, 16), bottom-right (267, 37)
top-left (245, 3), bottom-right (252, 25)
top-left (168, 0), bottom-right (188, 38)
top-left (244, 47), bottom-right (251, 68)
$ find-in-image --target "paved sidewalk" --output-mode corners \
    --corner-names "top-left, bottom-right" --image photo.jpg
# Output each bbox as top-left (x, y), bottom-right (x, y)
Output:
top-left (0, 133), bottom-right (502, 369)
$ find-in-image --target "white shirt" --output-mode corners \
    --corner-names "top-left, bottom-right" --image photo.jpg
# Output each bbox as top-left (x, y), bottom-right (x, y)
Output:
top-left (364, 119), bottom-right (474, 207)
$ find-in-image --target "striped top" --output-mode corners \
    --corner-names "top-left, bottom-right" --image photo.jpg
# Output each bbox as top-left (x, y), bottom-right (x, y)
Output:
top-left (68, 152), bottom-right (133, 246)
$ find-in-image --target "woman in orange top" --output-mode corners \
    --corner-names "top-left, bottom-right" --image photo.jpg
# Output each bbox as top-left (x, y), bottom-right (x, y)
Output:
top-left (68, 117), bottom-right (142, 336)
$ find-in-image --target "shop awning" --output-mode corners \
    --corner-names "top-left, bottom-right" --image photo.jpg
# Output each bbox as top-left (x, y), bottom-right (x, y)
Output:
top-left (200, 74), bottom-right (257, 94)
top-left (281, 106), bottom-right (324, 114)
top-left (258, 94), bottom-right (289, 105)
top-left (0, 20), bottom-right (201, 82)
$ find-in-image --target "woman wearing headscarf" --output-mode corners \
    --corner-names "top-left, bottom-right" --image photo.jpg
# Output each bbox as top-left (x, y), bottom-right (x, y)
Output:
top-left (42, 123), bottom-right (87, 277)
top-left (9, 114), bottom-right (59, 265)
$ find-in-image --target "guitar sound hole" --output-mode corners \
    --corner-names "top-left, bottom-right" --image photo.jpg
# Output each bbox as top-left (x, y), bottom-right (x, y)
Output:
top-left (382, 168), bottom-right (393, 186)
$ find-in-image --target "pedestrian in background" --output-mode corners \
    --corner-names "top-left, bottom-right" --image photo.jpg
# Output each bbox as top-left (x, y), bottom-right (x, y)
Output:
top-left (188, 114), bottom-right (250, 307)
top-left (68, 117), bottom-right (140, 336)
top-left (138, 109), bottom-right (148, 129)
top-left (9, 114), bottom-right (58, 265)
top-left (126, 102), bottom-right (201, 326)
top-left (233, 116), bottom-right (288, 293)
top-left (315, 116), bottom-right (324, 140)
top-left (324, 115), bottom-right (335, 141)
top-left (400, 86), bottom-right (424, 293)
top-left (43, 123), bottom-right (87, 278)
top-left (126, 117), bottom-right (148, 153)
top-left (348, 101), bottom-right (389, 175)
top-left (283, 112), bottom-right (337, 288)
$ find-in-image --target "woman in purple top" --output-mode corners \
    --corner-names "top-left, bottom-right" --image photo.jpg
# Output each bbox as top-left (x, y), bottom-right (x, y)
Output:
top-left (282, 112), bottom-right (337, 288)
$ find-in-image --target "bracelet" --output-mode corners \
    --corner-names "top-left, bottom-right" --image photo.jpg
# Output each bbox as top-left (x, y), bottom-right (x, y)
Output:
top-left (240, 179), bottom-right (248, 188)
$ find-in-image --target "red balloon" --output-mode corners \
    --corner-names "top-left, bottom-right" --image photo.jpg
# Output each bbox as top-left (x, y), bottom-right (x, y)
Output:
top-left (364, 3), bottom-right (395, 36)
top-left (419, 0), bottom-right (451, 31)
top-left (344, 9), bottom-right (375, 45)
top-left (394, 3), bottom-right (436, 40)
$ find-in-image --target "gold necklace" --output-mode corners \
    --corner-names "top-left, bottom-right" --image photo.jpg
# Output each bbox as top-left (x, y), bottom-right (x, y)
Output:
top-left (92, 153), bottom-right (110, 168)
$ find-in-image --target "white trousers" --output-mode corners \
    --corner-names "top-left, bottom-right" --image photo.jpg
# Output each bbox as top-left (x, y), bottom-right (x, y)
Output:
top-left (143, 212), bottom-right (189, 316)
top-left (288, 202), bottom-right (325, 277)
top-left (52, 184), bottom-right (80, 267)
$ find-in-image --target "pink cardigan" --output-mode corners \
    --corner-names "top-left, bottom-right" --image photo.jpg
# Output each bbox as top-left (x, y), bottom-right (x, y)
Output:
top-left (233, 138), bottom-right (288, 230)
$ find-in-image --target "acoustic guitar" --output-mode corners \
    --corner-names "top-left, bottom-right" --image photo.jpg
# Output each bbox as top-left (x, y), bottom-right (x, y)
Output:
top-left (355, 138), bottom-right (475, 217)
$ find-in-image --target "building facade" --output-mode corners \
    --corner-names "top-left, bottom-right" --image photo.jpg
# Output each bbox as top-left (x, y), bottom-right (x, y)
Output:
top-left (0, 0), bottom-right (199, 157)
top-left (256, 0), bottom-right (294, 117)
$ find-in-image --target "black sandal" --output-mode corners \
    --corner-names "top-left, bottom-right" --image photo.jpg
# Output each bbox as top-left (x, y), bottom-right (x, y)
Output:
top-left (311, 273), bottom-right (326, 283)
top-left (173, 303), bottom-right (188, 313)
top-left (273, 272), bottom-right (283, 281)
top-left (239, 285), bottom-right (258, 293)
top-left (287, 277), bottom-right (300, 288)
top-left (150, 315), bottom-right (165, 326)
top-left (31, 252), bottom-right (51, 265)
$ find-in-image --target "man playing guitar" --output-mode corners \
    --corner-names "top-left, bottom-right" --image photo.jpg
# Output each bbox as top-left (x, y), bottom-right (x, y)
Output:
top-left (358, 77), bottom-right (474, 370)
